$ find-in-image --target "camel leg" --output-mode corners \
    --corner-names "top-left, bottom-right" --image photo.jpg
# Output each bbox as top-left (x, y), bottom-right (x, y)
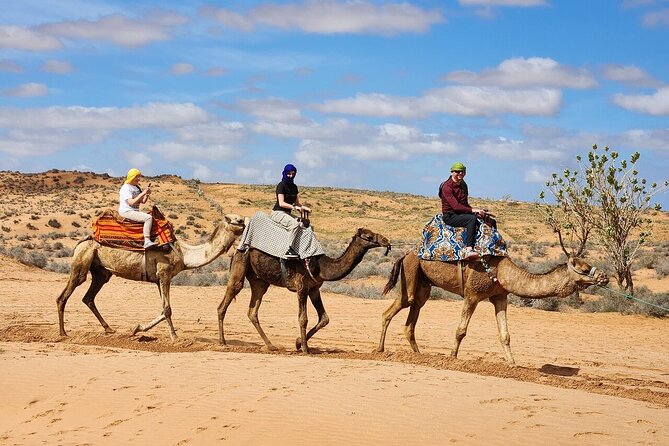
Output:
top-left (403, 281), bottom-right (431, 353)
top-left (247, 279), bottom-right (276, 350)
top-left (490, 294), bottom-right (515, 365)
top-left (296, 290), bottom-right (310, 354)
top-left (56, 246), bottom-right (95, 336)
top-left (217, 275), bottom-right (245, 345)
top-left (82, 266), bottom-right (114, 334)
top-left (132, 280), bottom-right (176, 340)
top-left (296, 288), bottom-right (329, 351)
top-left (377, 261), bottom-right (414, 352)
top-left (451, 297), bottom-right (480, 359)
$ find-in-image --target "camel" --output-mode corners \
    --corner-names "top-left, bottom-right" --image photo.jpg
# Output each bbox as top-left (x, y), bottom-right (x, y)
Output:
top-left (57, 214), bottom-right (245, 339)
top-left (218, 228), bottom-right (391, 353)
top-left (377, 252), bottom-right (609, 364)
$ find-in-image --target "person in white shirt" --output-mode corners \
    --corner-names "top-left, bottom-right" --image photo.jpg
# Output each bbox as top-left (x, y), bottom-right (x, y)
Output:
top-left (119, 168), bottom-right (157, 249)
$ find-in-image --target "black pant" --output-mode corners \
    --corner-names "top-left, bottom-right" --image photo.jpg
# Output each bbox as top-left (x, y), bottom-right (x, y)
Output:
top-left (442, 213), bottom-right (480, 248)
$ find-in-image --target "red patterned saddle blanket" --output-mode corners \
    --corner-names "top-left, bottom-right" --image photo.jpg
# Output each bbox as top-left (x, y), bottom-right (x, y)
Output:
top-left (92, 206), bottom-right (177, 251)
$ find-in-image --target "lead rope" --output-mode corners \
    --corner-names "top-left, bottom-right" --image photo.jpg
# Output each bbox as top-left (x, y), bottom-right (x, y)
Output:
top-left (596, 285), bottom-right (669, 312)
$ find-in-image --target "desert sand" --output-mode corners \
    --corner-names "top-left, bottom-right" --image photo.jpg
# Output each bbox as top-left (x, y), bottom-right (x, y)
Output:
top-left (1, 256), bottom-right (668, 445)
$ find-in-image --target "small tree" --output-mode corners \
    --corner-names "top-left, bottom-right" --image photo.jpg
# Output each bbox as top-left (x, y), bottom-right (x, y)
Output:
top-left (540, 145), bottom-right (667, 294)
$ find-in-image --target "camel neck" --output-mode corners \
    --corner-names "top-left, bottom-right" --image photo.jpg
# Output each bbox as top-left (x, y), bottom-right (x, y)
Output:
top-left (318, 238), bottom-right (368, 281)
top-left (180, 223), bottom-right (237, 269)
top-left (496, 259), bottom-right (578, 298)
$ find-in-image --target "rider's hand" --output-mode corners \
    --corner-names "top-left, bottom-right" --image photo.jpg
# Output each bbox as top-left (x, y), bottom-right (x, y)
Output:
top-left (301, 206), bottom-right (311, 212)
top-left (472, 208), bottom-right (485, 217)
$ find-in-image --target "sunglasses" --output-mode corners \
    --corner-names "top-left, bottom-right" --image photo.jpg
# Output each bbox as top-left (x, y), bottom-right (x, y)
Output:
top-left (452, 170), bottom-right (465, 174)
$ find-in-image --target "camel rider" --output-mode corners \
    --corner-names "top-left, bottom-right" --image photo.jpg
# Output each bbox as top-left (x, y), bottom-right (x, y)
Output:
top-left (271, 164), bottom-right (311, 259)
top-left (439, 162), bottom-right (496, 260)
top-left (119, 168), bottom-right (157, 249)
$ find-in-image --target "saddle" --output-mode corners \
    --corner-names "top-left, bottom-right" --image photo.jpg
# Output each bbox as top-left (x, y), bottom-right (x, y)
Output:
top-left (415, 214), bottom-right (507, 262)
top-left (92, 205), bottom-right (177, 251)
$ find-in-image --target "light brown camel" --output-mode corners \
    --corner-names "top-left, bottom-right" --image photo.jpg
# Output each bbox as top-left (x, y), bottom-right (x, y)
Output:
top-left (57, 214), bottom-right (245, 339)
top-left (218, 228), bottom-right (391, 353)
top-left (377, 252), bottom-right (609, 364)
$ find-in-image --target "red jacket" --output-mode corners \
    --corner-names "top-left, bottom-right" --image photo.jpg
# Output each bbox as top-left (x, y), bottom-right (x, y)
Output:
top-left (440, 177), bottom-right (472, 214)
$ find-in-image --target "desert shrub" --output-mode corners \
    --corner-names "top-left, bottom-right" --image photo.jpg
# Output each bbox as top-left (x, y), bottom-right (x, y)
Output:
top-left (71, 221), bottom-right (81, 228)
top-left (654, 257), bottom-right (669, 278)
top-left (1, 226), bottom-right (9, 233)
top-left (172, 271), bottom-right (229, 287)
top-left (26, 223), bottom-right (38, 230)
top-left (45, 260), bottom-right (70, 274)
top-left (582, 286), bottom-right (668, 317)
top-left (633, 252), bottom-right (657, 271)
top-left (320, 281), bottom-right (382, 299)
top-left (8, 246), bottom-right (47, 268)
top-left (168, 213), bottom-right (178, 219)
top-left (47, 218), bottom-right (61, 228)
top-left (30, 215), bottom-right (39, 220)
top-left (48, 232), bottom-right (66, 240)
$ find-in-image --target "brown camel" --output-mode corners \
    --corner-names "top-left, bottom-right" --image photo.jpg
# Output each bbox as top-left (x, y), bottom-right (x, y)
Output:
top-left (377, 252), bottom-right (609, 364)
top-left (218, 228), bottom-right (391, 353)
top-left (57, 214), bottom-right (245, 339)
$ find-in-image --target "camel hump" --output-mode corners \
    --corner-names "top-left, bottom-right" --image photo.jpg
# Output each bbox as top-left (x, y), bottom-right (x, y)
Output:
top-left (92, 206), bottom-right (177, 251)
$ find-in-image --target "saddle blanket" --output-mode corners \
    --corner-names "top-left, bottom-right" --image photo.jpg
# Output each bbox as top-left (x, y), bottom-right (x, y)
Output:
top-left (415, 214), bottom-right (507, 261)
top-left (237, 211), bottom-right (325, 259)
top-left (92, 205), bottom-right (177, 251)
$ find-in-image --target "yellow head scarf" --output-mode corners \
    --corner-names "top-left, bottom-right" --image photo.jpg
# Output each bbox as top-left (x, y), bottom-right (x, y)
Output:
top-left (125, 168), bottom-right (141, 184)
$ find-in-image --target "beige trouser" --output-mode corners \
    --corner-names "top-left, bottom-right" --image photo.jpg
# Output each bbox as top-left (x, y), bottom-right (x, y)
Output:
top-left (270, 210), bottom-right (300, 247)
top-left (121, 210), bottom-right (153, 239)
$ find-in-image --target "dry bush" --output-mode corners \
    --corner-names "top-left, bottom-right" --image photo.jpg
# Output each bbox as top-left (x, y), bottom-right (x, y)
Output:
top-left (47, 218), bottom-right (61, 228)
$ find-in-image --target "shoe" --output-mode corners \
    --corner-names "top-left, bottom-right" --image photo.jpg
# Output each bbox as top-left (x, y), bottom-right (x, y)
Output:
top-left (284, 248), bottom-right (299, 259)
top-left (144, 240), bottom-right (158, 249)
top-left (463, 247), bottom-right (479, 260)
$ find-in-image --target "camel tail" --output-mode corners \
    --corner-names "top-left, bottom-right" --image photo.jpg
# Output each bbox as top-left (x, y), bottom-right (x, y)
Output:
top-left (383, 254), bottom-right (405, 295)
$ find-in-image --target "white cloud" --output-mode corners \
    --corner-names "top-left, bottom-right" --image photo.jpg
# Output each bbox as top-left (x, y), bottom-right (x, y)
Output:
top-left (41, 59), bottom-right (73, 74)
top-left (601, 64), bottom-right (662, 87)
top-left (0, 59), bottom-right (24, 73)
top-left (0, 103), bottom-right (211, 129)
top-left (189, 162), bottom-right (230, 182)
top-left (475, 136), bottom-right (563, 161)
top-left (619, 128), bottom-right (669, 150)
top-left (443, 57), bottom-right (597, 89)
top-left (206, 1), bottom-right (443, 35)
top-left (237, 97), bottom-right (304, 122)
top-left (235, 166), bottom-right (275, 183)
top-left (318, 87), bottom-right (562, 118)
top-left (0, 128), bottom-right (109, 157)
top-left (146, 142), bottom-right (238, 161)
top-left (36, 11), bottom-right (187, 48)
top-left (170, 63), bottom-right (195, 75)
top-left (0, 25), bottom-right (63, 51)
top-left (612, 87), bottom-right (669, 115)
top-left (524, 166), bottom-right (550, 183)
top-left (642, 8), bottom-right (669, 27)
top-left (173, 122), bottom-right (246, 144)
top-left (122, 151), bottom-right (152, 168)
top-left (4, 82), bottom-right (48, 97)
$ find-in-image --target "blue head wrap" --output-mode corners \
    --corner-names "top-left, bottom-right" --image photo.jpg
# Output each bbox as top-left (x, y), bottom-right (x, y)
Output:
top-left (282, 164), bottom-right (297, 184)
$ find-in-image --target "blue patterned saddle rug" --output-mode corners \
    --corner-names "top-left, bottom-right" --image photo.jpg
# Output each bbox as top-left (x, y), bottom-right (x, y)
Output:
top-left (415, 214), bottom-right (508, 261)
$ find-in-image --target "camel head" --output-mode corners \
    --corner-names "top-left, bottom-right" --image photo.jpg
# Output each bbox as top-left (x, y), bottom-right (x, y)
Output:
top-left (567, 257), bottom-right (609, 289)
top-left (354, 228), bottom-right (392, 255)
top-left (223, 213), bottom-right (246, 236)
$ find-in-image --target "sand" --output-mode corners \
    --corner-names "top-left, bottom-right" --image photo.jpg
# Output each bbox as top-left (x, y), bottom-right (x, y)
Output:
top-left (1, 259), bottom-right (668, 445)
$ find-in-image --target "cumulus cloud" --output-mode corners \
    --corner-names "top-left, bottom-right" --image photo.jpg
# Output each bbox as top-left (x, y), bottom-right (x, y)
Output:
top-left (41, 59), bottom-right (73, 74)
top-left (173, 122), bottom-right (246, 144)
top-left (170, 63), bottom-right (195, 75)
top-left (612, 87), bottom-right (669, 115)
top-left (443, 57), bottom-right (597, 89)
top-left (146, 142), bottom-right (238, 161)
top-left (36, 11), bottom-right (187, 48)
top-left (122, 151), bottom-right (152, 168)
top-left (475, 136), bottom-right (563, 161)
top-left (602, 64), bottom-right (662, 87)
top-left (642, 8), bottom-right (669, 27)
top-left (0, 59), bottom-right (23, 73)
top-left (235, 165), bottom-right (276, 183)
top-left (0, 26), bottom-right (63, 51)
top-left (317, 86), bottom-right (562, 118)
top-left (204, 0), bottom-right (443, 35)
top-left (618, 128), bottom-right (669, 150)
top-left (189, 162), bottom-right (231, 182)
top-left (0, 103), bottom-right (211, 129)
top-left (0, 128), bottom-right (110, 157)
top-left (524, 165), bottom-right (550, 183)
top-left (3, 82), bottom-right (48, 97)
top-left (237, 97), bottom-right (305, 122)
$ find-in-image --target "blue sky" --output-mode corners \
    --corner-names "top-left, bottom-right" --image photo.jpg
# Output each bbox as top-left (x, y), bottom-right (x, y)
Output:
top-left (1, 0), bottom-right (669, 207)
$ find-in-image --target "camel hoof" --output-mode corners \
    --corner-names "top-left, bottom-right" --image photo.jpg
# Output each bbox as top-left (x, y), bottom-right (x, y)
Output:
top-left (375, 347), bottom-right (384, 353)
top-left (295, 338), bottom-right (302, 351)
top-left (104, 327), bottom-right (116, 335)
top-left (131, 324), bottom-right (141, 336)
top-left (264, 344), bottom-right (278, 352)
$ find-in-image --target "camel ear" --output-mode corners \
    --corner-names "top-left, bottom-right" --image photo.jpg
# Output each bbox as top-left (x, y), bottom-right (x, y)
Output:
top-left (356, 228), bottom-right (364, 236)
top-left (224, 215), bottom-right (231, 224)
